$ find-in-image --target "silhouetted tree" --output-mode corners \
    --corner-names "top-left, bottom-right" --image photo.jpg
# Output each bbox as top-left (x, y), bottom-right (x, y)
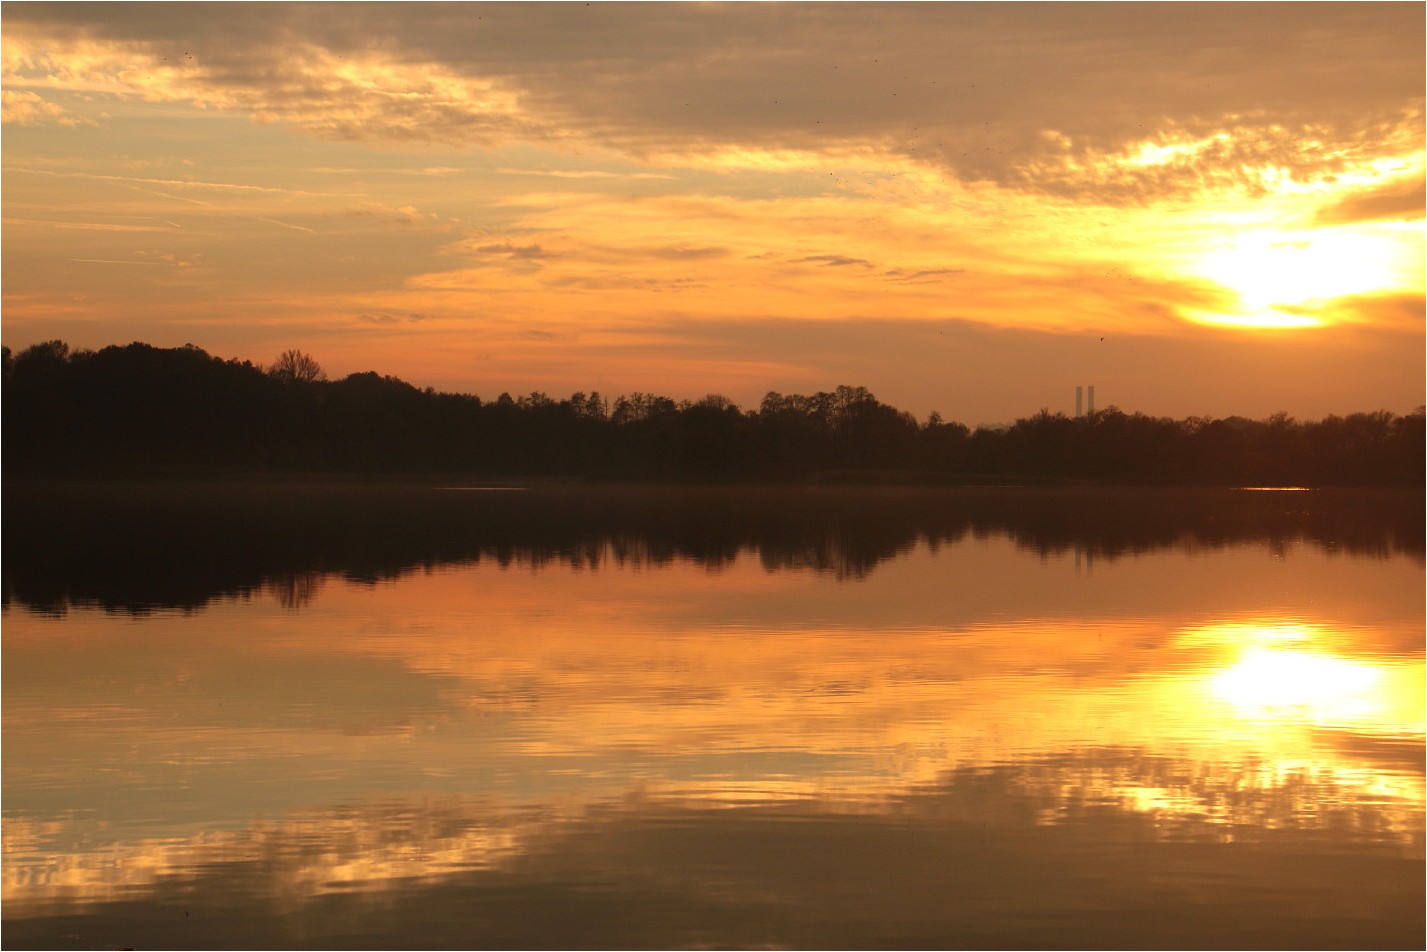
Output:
top-left (268, 349), bottom-right (326, 383)
top-left (3, 338), bottom-right (1421, 486)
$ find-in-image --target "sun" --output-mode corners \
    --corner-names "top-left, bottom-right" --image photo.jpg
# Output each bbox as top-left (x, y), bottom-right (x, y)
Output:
top-left (1187, 226), bottom-right (1404, 329)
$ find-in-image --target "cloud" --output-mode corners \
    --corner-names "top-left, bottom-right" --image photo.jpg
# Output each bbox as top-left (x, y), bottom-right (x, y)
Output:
top-left (392, 184), bottom-right (1233, 340)
top-left (1, 88), bottom-right (89, 126)
top-left (1281, 292), bottom-right (1426, 332)
top-left (1315, 175), bottom-right (1426, 226)
top-left (133, 250), bottom-right (200, 269)
top-left (68, 257), bottom-right (164, 266)
top-left (122, 185), bottom-right (213, 207)
top-left (495, 168), bottom-right (676, 181)
top-left (4, 5), bottom-right (1420, 201)
top-left (883, 268), bottom-right (964, 283)
top-left (309, 166), bottom-right (465, 177)
top-left (638, 245), bottom-right (729, 261)
top-left (475, 242), bottom-right (550, 259)
top-left (252, 216), bottom-right (317, 234)
top-left (358, 311), bottom-right (433, 325)
top-left (341, 202), bottom-right (442, 226)
top-left (543, 274), bottom-right (707, 293)
top-left (1004, 122), bottom-right (1424, 204)
top-left (796, 255), bottom-right (873, 268)
top-left (7, 167), bottom-right (330, 197)
top-left (4, 217), bottom-right (178, 232)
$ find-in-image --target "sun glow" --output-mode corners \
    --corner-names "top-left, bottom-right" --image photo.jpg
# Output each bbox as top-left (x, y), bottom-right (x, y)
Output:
top-left (1189, 227), bottom-right (1405, 329)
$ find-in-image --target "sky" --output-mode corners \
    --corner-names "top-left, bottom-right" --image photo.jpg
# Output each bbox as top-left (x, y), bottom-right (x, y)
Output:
top-left (2, 2), bottom-right (1423, 424)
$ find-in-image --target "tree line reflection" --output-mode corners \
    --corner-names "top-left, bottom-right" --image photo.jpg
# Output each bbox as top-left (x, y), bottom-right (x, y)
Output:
top-left (5, 483), bottom-right (1420, 615)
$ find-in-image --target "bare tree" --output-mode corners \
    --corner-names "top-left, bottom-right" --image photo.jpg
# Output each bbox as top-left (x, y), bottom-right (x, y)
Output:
top-left (268, 349), bottom-right (326, 383)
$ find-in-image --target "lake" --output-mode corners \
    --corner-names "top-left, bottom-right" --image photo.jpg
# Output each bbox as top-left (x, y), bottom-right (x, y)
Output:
top-left (3, 484), bottom-right (1423, 949)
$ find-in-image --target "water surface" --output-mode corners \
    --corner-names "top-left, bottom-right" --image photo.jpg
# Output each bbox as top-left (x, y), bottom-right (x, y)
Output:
top-left (4, 485), bottom-right (1422, 949)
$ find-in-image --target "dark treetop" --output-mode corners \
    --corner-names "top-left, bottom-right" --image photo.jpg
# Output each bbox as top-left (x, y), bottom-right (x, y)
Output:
top-left (4, 340), bottom-right (1422, 485)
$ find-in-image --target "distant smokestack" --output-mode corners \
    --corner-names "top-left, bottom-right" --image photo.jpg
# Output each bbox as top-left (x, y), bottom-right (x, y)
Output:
top-left (1075, 386), bottom-right (1083, 417)
top-left (1088, 386), bottom-right (1096, 415)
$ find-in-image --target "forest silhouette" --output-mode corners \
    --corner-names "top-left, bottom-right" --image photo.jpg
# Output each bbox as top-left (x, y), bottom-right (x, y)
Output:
top-left (4, 340), bottom-right (1423, 485)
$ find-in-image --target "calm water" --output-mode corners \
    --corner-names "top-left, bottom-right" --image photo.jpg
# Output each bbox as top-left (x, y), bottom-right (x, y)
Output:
top-left (3, 485), bottom-right (1423, 949)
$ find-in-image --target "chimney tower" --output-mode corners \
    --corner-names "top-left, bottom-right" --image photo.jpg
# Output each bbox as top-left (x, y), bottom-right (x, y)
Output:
top-left (1088, 385), bottom-right (1096, 415)
top-left (1075, 386), bottom-right (1083, 417)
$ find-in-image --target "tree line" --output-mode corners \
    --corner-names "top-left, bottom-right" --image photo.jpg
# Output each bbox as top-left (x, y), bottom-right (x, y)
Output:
top-left (3, 340), bottom-right (1422, 485)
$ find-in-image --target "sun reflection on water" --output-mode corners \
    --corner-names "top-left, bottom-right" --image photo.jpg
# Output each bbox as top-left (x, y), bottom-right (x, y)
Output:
top-left (1183, 620), bottom-right (1424, 737)
top-left (1210, 647), bottom-right (1382, 721)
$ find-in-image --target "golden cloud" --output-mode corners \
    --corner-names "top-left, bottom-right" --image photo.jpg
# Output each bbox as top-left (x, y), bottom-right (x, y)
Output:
top-left (4, 5), bottom-right (1421, 202)
top-left (0, 88), bottom-right (89, 126)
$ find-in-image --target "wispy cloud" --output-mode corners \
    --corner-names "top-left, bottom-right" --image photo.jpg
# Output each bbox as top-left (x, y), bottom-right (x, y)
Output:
top-left (796, 255), bottom-right (873, 268)
top-left (123, 185), bottom-right (214, 207)
top-left (357, 311), bottom-right (434, 324)
top-left (68, 258), bottom-right (165, 266)
top-left (252, 216), bottom-right (317, 234)
top-left (475, 242), bottom-right (550, 259)
top-left (7, 167), bottom-right (342, 198)
top-left (5, 217), bottom-right (179, 232)
top-left (883, 267), bottom-right (964, 283)
top-left (635, 245), bottom-right (730, 261)
top-left (308, 166), bottom-right (465, 177)
top-left (339, 202), bottom-right (442, 225)
top-left (495, 168), bottom-right (676, 180)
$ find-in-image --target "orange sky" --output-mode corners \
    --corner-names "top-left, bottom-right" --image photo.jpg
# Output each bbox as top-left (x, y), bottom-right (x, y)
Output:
top-left (2, 3), bottom-right (1423, 422)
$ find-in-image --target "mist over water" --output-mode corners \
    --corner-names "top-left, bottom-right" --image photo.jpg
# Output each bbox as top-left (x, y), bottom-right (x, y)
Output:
top-left (3, 486), bottom-right (1422, 949)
